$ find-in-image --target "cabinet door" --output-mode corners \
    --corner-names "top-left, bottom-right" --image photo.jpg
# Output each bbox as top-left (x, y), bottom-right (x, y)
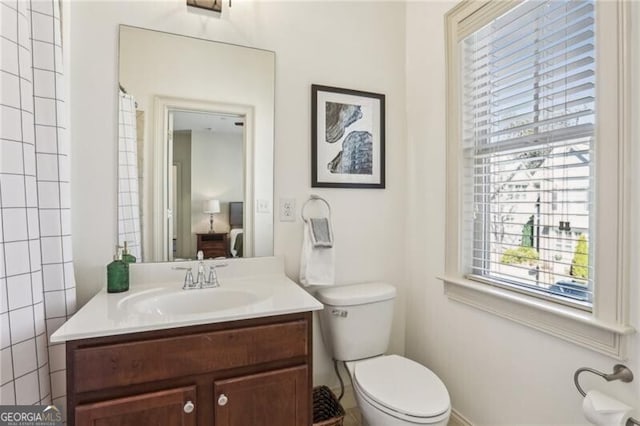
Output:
top-left (214, 365), bottom-right (309, 426)
top-left (75, 386), bottom-right (196, 426)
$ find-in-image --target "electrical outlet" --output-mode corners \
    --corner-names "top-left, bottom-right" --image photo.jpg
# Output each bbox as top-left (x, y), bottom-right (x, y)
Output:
top-left (279, 198), bottom-right (296, 222)
top-left (256, 199), bottom-right (271, 214)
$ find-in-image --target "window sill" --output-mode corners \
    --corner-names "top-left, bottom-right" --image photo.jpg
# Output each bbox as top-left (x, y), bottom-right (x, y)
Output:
top-left (439, 275), bottom-right (635, 359)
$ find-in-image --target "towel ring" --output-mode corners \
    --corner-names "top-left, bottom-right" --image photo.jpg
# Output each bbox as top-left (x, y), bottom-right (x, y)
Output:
top-left (301, 195), bottom-right (331, 222)
top-left (574, 365), bottom-right (639, 425)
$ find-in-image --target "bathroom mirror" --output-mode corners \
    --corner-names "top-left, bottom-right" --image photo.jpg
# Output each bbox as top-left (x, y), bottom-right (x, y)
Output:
top-left (117, 25), bottom-right (275, 262)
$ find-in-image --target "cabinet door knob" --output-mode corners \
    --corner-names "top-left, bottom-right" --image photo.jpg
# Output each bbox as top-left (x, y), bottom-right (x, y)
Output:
top-left (218, 394), bottom-right (228, 406)
top-left (183, 400), bottom-right (195, 414)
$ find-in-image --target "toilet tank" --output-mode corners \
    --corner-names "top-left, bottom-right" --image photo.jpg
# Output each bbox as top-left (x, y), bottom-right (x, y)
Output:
top-left (315, 282), bottom-right (396, 361)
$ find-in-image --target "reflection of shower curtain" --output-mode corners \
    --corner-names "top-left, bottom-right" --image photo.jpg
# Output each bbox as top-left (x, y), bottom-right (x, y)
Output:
top-left (0, 0), bottom-right (76, 412)
top-left (118, 91), bottom-right (141, 259)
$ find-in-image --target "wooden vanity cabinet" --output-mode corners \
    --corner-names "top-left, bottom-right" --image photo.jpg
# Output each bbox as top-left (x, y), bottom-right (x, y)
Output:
top-left (66, 312), bottom-right (313, 426)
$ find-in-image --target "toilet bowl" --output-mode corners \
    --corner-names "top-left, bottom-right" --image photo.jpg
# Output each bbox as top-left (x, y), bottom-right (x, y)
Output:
top-left (314, 282), bottom-right (451, 426)
top-left (347, 355), bottom-right (450, 426)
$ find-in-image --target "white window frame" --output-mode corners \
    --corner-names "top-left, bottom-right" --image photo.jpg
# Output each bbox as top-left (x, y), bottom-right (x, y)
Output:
top-left (442, 0), bottom-right (634, 359)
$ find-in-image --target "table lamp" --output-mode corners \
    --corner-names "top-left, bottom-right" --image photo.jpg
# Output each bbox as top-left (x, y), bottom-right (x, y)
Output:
top-left (203, 199), bottom-right (220, 233)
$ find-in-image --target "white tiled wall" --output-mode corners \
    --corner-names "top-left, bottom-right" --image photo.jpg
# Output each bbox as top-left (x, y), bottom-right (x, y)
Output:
top-left (0, 0), bottom-right (75, 410)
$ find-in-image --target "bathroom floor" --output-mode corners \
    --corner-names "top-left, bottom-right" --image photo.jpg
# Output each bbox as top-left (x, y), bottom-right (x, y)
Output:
top-left (343, 407), bottom-right (362, 426)
top-left (342, 407), bottom-right (456, 426)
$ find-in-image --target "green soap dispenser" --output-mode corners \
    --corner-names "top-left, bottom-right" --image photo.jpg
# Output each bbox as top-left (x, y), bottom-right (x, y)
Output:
top-left (122, 241), bottom-right (137, 264)
top-left (107, 247), bottom-right (129, 293)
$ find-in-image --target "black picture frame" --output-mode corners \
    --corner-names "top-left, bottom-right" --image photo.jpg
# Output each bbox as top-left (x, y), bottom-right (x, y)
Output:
top-left (311, 84), bottom-right (385, 188)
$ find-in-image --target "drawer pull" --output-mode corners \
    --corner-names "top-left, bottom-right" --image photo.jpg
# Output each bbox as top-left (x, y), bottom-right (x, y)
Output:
top-left (183, 400), bottom-right (195, 414)
top-left (218, 394), bottom-right (228, 406)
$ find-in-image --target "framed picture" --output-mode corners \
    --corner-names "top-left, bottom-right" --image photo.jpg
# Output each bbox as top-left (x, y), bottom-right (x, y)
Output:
top-left (311, 85), bottom-right (385, 188)
top-left (186, 0), bottom-right (222, 13)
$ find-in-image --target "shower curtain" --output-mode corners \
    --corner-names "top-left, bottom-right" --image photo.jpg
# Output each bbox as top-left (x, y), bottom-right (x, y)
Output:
top-left (0, 0), bottom-right (76, 413)
top-left (118, 91), bottom-right (142, 260)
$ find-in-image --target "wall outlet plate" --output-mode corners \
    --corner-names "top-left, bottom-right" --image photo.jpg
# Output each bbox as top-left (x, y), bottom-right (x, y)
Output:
top-left (279, 198), bottom-right (296, 222)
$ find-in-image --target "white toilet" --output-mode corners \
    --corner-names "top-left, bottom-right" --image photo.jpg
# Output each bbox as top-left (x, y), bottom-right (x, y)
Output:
top-left (315, 282), bottom-right (451, 426)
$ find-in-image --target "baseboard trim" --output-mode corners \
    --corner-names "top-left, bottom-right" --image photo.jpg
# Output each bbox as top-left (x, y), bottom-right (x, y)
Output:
top-left (449, 408), bottom-right (473, 426)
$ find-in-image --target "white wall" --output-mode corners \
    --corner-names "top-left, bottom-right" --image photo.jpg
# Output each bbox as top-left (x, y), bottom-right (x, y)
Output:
top-left (69, 1), bottom-right (407, 387)
top-left (190, 129), bottom-right (243, 233)
top-left (404, 2), bottom-right (640, 424)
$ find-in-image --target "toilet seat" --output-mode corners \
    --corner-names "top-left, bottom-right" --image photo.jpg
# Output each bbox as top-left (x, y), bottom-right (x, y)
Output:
top-left (353, 355), bottom-right (450, 423)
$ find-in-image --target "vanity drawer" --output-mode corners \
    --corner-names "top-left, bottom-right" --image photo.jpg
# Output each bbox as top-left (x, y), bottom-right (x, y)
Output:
top-left (72, 320), bottom-right (308, 393)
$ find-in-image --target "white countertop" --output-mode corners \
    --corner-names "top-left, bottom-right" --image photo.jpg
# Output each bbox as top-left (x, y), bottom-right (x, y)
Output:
top-left (51, 257), bottom-right (324, 342)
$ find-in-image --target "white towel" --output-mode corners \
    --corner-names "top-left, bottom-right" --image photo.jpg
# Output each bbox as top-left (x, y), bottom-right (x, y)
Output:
top-left (300, 219), bottom-right (335, 286)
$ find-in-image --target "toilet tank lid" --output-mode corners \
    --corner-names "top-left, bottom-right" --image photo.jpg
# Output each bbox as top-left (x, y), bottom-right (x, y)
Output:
top-left (315, 282), bottom-right (396, 306)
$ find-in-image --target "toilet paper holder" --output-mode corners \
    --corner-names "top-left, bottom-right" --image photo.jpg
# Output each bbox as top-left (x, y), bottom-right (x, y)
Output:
top-left (574, 364), bottom-right (639, 425)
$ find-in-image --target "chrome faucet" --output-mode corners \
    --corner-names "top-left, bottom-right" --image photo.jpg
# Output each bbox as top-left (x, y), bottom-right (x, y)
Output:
top-left (174, 252), bottom-right (228, 290)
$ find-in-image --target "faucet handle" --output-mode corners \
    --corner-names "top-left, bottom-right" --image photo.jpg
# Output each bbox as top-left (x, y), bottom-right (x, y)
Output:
top-left (184, 269), bottom-right (195, 289)
top-left (207, 265), bottom-right (220, 287)
top-left (173, 267), bottom-right (196, 289)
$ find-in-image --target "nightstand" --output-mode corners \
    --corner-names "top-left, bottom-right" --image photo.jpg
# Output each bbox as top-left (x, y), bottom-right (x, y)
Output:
top-left (196, 233), bottom-right (229, 258)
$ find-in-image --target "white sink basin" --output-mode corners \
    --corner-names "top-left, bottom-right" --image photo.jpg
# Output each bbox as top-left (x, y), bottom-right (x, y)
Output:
top-left (118, 286), bottom-right (268, 316)
top-left (50, 257), bottom-right (325, 343)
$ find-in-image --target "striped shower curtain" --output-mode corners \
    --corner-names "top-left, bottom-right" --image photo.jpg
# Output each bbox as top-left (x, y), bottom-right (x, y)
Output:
top-left (118, 91), bottom-right (142, 260)
top-left (0, 0), bottom-right (76, 414)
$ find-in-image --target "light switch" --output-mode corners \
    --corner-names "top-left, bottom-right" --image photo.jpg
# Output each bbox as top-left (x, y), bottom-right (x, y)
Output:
top-left (256, 199), bottom-right (271, 214)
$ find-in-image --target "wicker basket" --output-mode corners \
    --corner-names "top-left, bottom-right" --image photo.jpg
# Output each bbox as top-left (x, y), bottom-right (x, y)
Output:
top-left (313, 385), bottom-right (346, 426)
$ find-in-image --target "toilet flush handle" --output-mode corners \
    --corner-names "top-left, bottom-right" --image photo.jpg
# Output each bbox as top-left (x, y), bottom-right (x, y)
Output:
top-left (331, 309), bottom-right (348, 318)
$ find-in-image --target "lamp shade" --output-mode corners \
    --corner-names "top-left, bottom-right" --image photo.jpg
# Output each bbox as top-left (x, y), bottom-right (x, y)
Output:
top-left (203, 199), bottom-right (220, 214)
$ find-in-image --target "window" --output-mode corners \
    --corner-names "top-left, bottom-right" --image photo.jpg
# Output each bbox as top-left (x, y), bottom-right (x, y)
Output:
top-left (444, 0), bottom-right (633, 358)
top-left (462, 0), bottom-right (595, 310)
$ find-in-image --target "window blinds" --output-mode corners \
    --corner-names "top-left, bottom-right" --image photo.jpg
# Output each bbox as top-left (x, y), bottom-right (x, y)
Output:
top-left (461, 0), bottom-right (595, 306)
